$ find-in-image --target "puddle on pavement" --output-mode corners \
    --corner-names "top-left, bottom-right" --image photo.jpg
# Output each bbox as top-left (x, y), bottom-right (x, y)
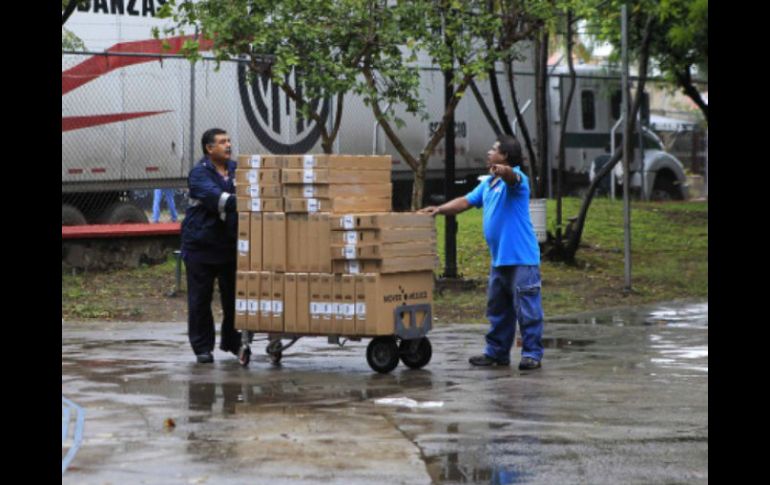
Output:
top-left (425, 454), bottom-right (529, 484)
top-left (549, 301), bottom-right (707, 328)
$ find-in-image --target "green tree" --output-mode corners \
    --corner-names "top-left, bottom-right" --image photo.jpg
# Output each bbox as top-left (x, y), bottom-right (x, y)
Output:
top-left (589, 0), bottom-right (707, 124)
top-left (62, 0), bottom-right (87, 51)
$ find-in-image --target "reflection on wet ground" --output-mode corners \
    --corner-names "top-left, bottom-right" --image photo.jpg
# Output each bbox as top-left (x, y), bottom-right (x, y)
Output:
top-left (62, 300), bottom-right (707, 484)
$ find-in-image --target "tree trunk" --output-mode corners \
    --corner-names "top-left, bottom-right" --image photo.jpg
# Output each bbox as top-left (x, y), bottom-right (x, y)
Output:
top-left (554, 12), bottom-right (576, 250)
top-left (470, 79), bottom-right (502, 136)
top-left (676, 66), bottom-right (708, 125)
top-left (411, 163), bottom-right (427, 211)
top-left (506, 59), bottom-right (537, 194)
top-left (558, 15), bottom-right (656, 262)
top-left (488, 67), bottom-right (513, 135)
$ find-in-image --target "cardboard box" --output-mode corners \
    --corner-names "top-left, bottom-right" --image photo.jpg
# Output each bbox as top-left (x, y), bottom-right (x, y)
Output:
top-left (341, 274), bottom-right (356, 335)
top-left (330, 241), bottom-right (436, 260)
top-left (237, 213), bottom-right (250, 271)
top-left (236, 154), bottom-right (284, 169)
top-left (236, 184), bottom-right (282, 198)
top-left (249, 213), bottom-right (263, 271)
top-left (353, 274), bottom-right (367, 335)
top-left (309, 273), bottom-right (323, 334)
top-left (319, 273), bottom-right (333, 334)
top-left (283, 154), bottom-right (392, 170)
top-left (332, 255), bottom-right (437, 274)
top-left (332, 274), bottom-right (344, 334)
top-left (331, 228), bottom-right (436, 245)
top-left (282, 183), bottom-right (392, 199)
top-left (284, 197), bottom-right (332, 213)
top-left (329, 197), bottom-right (391, 213)
top-left (284, 273), bottom-right (297, 333)
top-left (272, 213), bottom-right (287, 272)
top-left (296, 273), bottom-right (310, 333)
top-left (235, 271), bottom-right (248, 331)
top-left (259, 168), bottom-right (282, 185)
top-left (282, 168), bottom-right (390, 185)
top-left (271, 273), bottom-right (285, 332)
top-left (235, 168), bottom-right (260, 186)
top-left (355, 271), bottom-right (433, 335)
top-left (318, 213), bottom-right (331, 273)
top-left (259, 272), bottom-right (272, 332)
top-left (246, 271), bottom-right (260, 331)
top-left (236, 197), bottom-right (283, 213)
top-left (286, 214), bottom-right (300, 272)
top-left (331, 212), bottom-right (435, 230)
top-left (262, 213), bottom-right (274, 271)
top-left (237, 154), bottom-right (264, 169)
top-left (297, 214), bottom-right (310, 272)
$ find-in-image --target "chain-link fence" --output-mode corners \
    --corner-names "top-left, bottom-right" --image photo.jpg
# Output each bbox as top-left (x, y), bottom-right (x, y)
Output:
top-left (62, 50), bottom-right (707, 224)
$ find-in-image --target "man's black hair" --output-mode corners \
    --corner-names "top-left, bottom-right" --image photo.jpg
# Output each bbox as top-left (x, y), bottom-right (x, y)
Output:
top-left (201, 128), bottom-right (227, 156)
top-left (497, 135), bottom-right (523, 167)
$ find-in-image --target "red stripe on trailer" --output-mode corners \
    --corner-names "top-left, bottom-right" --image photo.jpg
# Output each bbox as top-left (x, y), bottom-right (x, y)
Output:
top-left (91, 168), bottom-right (106, 173)
top-left (146, 167), bottom-right (160, 172)
top-left (62, 35), bottom-right (215, 95)
top-left (68, 168), bottom-right (83, 174)
top-left (62, 223), bottom-right (181, 240)
top-left (62, 111), bottom-right (171, 132)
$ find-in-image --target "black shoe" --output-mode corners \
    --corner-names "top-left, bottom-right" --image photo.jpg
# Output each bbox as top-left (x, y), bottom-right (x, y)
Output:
top-left (518, 357), bottom-right (542, 370)
top-left (469, 354), bottom-right (510, 367)
top-left (196, 352), bottom-right (214, 364)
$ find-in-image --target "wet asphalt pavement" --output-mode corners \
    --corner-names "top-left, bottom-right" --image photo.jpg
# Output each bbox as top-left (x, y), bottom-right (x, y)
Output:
top-left (62, 300), bottom-right (707, 484)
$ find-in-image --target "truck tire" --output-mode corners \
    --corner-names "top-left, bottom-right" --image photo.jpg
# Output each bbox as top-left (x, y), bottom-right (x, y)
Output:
top-left (62, 204), bottom-right (87, 226)
top-left (651, 171), bottom-right (683, 201)
top-left (99, 202), bottom-right (149, 224)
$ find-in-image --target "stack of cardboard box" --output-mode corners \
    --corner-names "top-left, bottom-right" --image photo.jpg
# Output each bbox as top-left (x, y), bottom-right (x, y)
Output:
top-left (234, 154), bottom-right (435, 337)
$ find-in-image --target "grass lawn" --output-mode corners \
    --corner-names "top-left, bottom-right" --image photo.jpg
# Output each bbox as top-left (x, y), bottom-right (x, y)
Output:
top-left (62, 197), bottom-right (707, 323)
top-left (434, 197), bottom-right (707, 322)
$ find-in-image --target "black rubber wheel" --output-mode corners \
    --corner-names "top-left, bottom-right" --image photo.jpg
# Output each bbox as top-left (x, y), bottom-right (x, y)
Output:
top-left (366, 336), bottom-right (400, 374)
top-left (650, 173), bottom-right (683, 201)
top-left (99, 202), bottom-right (149, 224)
top-left (399, 337), bottom-right (432, 369)
top-left (266, 340), bottom-right (283, 366)
top-left (239, 346), bottom-right (251, 367)
top-left (62, 204), bottom-right (87, 226)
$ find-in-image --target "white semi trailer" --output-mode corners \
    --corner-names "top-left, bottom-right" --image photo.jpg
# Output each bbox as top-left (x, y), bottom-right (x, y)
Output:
top-left (62, 3), bottom-right (687, 224)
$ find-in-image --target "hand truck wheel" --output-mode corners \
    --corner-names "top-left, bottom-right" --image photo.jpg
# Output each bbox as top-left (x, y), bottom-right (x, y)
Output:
top-left (399, 337), bottom-right (432, 369)
top-left (366, 336), bottom-right (399, 374)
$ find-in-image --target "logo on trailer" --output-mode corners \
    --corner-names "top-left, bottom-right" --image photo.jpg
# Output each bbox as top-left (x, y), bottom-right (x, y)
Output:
top-left (238, 65), bottom-right (330, 154)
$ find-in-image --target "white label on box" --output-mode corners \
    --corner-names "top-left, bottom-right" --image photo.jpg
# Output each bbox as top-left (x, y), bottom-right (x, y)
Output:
top-left (250, 155), bottom-right (262, 168)
top-left (303, 154), bottom-right (316, 168)
top-left (247, 299), bottom-right (258, 315)
top-left (260, 300), bottom-right (272, 314)
top-left (343, 245), bottom-right (357, 260)
top-left (236, 299), bottom-right (247, 314)
top-left (303, 185), bottom-right (315, 198)
top-left (342, 214), bottom-right (355, 229)
top-left (344, 304), bottom-right (355, 318)
top-left (251, 198), bottom-right (262, 212)
top-left (310, 302), bottom-right (320, 316)
top-left (346, 261), bottom-right (360, 274)
top-left (272, 300), bottom-right (283, 314)
top-left (345, 231), bottom-right (358, 245)
top-left (356, 303), bottom-right (366, 318)
top-left (322, 302), bottom-right (332, 319)
top-left (307, 198), bottom-right (319, 213)
top-left (238, 239), bottom-right (249, 253)
top-left (247, 169), bottom-right (258, 184)
top-left (248, 186), bottom-right (260, 198)
top-left (332, 302), bottom-right (340, 316)
top-left (303, 169), bottom-right (315, 183)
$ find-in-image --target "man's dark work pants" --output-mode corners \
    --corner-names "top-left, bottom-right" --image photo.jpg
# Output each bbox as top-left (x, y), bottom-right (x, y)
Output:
top-left (184, 259), bottom-right (239, 355)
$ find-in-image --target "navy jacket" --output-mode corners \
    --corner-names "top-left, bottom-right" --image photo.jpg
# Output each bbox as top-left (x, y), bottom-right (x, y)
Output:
top-left (181, 157), bottom-right (238, 264)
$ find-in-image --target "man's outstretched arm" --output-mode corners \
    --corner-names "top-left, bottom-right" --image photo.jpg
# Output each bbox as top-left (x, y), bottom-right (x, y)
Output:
top-left (418, 196), bottom-right (472, 217)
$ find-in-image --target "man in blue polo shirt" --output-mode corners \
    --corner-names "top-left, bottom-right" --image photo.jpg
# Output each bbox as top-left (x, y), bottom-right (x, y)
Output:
top-left (420, 135), bottom-right (544, 370)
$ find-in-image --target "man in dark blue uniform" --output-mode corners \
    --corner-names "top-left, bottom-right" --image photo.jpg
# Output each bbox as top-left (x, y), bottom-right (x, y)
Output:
top-left (420, 135), bottom-right (544, 371)
top-left (181, 128), bottom-right (241, 363)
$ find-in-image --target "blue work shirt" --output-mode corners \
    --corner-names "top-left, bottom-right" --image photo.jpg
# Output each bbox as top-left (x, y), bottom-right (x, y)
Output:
top-left (181, 157), bottom-right (238, 264)
top-left (464, 167), bottom-right (540, 267)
